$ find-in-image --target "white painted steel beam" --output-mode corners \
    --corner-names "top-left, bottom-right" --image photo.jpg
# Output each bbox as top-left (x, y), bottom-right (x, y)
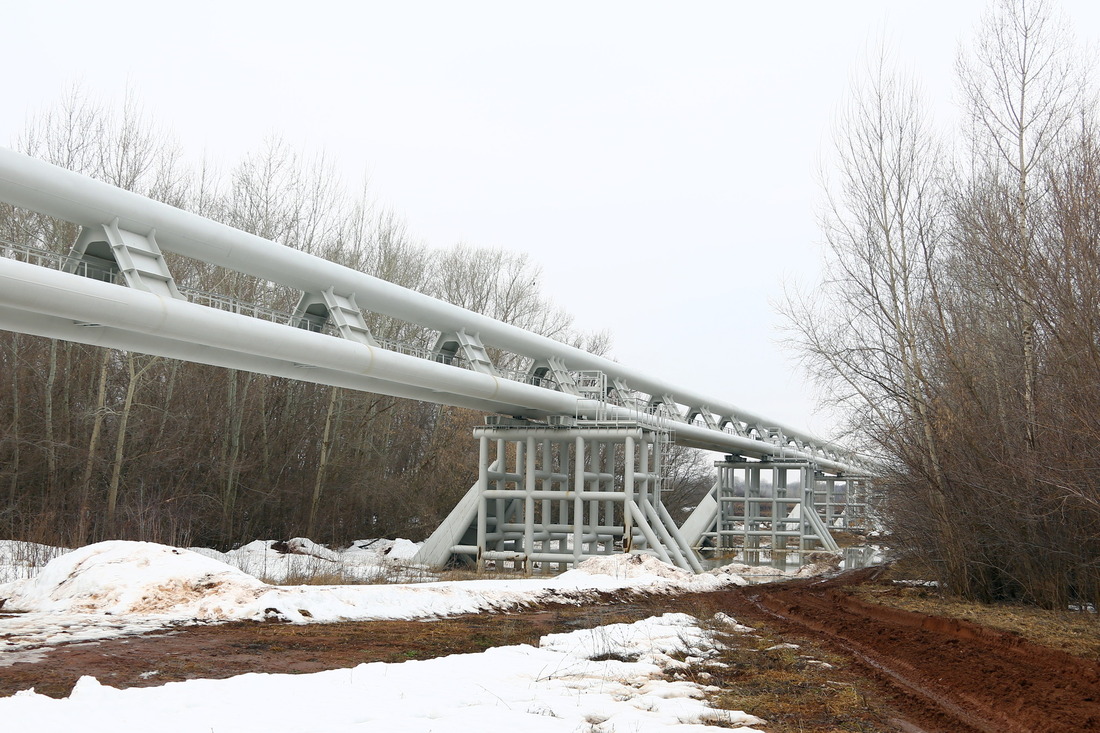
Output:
top-left (0, 146), bottom-right (865, 473)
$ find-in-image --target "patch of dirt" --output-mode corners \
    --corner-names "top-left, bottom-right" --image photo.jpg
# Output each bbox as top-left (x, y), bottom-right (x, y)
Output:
top-left (855, 582), bottom-right (1100, 660)
top-left (697, 568), bottom-right (1100, 732)
top-left (0, 599), bottom-right (660, 699)
top-left (3, 572), bottom-right (1099, 733)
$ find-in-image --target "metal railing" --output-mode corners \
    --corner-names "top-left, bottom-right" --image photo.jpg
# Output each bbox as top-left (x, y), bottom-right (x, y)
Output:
top-left (0, 240), bottom-right (580, 397)
top-left (0, 239), bottom-right (850, 464)
top-left (0, 239), bottom-right (121, 284)
top-left (180, 286), bottom-right (343, 337)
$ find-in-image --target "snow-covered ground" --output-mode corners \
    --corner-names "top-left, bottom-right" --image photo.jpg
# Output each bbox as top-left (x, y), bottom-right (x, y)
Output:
top-left (2, 613), bottom-right (765, 732)
top-left (189, 536), bottom-right (433, 584)
top-left (0, 539), bottom-right (833, 731)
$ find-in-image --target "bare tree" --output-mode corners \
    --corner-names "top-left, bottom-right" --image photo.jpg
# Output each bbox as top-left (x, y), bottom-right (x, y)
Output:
top-left (782, 45), bottom-right (993, 590)
top-left (786, 1), bottom-right (1100, 607)
top-left (785, 46), bottom-right (946, 464)
top-left (956, 0), bottom-right (1087, 450)
top-left (0, 87), bottom-right (623, 553)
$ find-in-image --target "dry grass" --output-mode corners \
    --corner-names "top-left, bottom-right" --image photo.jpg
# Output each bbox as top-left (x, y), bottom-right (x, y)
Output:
top-left (693, 616), bottom-right (895, 732)
top-left (850, 557), bottom-right (1100, 660)
top-left (854, 581), bottom-right (1100, 660)
top-left (435, 567), bottom-right (531, 582)
top-left (270, 570), bottom-right (362, 586)
top-left (829, 530), bottom-right (869, 549)
top-left (258, 560), bottom-right (440, 586)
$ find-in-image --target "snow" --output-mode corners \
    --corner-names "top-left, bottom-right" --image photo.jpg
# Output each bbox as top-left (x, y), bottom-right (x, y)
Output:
top-left (0, 540), bottom-right (70, 584)
top-left (1, 541), bottom-right (269, 618)
top-left (382, 537), bottom-right (422, 560)
top-left (189, 537), bottom-right (436, 585)
top-left (0, 540), bottom-right (836, 653)
top-left (569, 552), bottom-right (705, 582)
top-left (0, 538), bottom-right (847, 731)
top-left (0, 614), bottom-right (765, 732)
top-left (0, 540), bottom-right (803, 637)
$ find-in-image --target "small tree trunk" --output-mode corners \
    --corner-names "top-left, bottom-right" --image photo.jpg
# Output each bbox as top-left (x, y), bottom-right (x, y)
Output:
top-left (7, 334), bottom-right (21, 521)
top-left (106, 354), bottom-right (155, 534)
top-left (308, 386), bottom-right (341, 538)
top-left (258, 380), bottom-right (271, 483)
top-left (155, 360), bottom-right (180, 446)
top-left (43, 339), bottom-right (58, 499)
top-left (220, 371), bottom-right (251, 544)
top-left (220, 371), bottom-right (238, 544)
top-left (78, 350), bottom-right (111, 544)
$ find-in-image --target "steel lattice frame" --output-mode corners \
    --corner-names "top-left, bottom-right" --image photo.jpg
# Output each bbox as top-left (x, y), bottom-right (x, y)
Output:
top-left (0, 146), bottom-right (876, 570)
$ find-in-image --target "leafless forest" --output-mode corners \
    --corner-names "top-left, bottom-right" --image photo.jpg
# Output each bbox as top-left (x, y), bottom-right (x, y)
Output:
top-left (787, 0), bottom-right (1100, 608)
top-left (0, 91), bottom-right (713, 550)
top-left (6, 0), bottom-right (1099, 614)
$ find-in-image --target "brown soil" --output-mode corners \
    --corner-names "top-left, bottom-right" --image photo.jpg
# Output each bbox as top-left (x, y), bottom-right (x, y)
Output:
top-left (3, 571), bottom-right (1098, 733)
top-left (709, 568), bottom-right (1100, 733)
top-left (0, 601), bottom-right (664, 699)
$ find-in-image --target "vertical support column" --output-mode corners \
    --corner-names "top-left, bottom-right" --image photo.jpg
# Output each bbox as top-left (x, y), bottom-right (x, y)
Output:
top-left (523, 435), bottom-right (536, 574)
top-left (587, 437), bottom-right (598, 554)
top-left (557, 438), bottom-right (570, 562)
top-left (573, 434), bottom-right (584, 565)
top-left (773, 465), bottom-right (786, 568)
top-left (799, 464), bottom-right (814, 553)
top-left (638, 431), bottom-right (651, 552)
top-left (624, 435), bottom-right (635, 552)
top-left (494, 438), bottom-right (508, 559)
top-left (475, 434), bottom-right (490, 572)
top-left (602, 438), bottom-right (615, 553)
top-left (746, 465), bottom-right (761, 565)
top-left (540, 438), bottom-right (552, 567)
top-left (718, 462), bottom-right (732, 553)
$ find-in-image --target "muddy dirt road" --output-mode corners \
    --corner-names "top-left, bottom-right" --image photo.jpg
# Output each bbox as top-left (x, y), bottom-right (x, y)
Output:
top-left (710, 571), bottom-right (1100, 733)
top-left (3, 572), bottom-right (1098, 732)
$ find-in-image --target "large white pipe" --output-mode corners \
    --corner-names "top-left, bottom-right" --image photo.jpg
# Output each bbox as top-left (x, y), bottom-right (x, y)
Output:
top-left (0, 146), bottom-right (849, 463)
top-left (0, 256), bottom-right (858, 472)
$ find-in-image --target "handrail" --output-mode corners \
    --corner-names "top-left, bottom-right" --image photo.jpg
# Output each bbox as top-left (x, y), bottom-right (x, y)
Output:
top-left (0, 147), bottom-right (872, 473)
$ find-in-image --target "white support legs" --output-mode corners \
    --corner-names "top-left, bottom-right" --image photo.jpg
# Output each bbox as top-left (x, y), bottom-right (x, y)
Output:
top-left (711, 459), bottom-right (840, 568)
top-left (812, 474), bottom-right (875, 530)
top-left (457, 422), bottom-right (699, 573)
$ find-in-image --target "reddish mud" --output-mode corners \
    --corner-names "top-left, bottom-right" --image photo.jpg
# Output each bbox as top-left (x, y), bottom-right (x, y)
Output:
top-left (700, 569), bottom-right (1100, 733)
top-left (2, 573), bottom-right (1098, 732)
top-left (0, 602), bottom-right (659, 699)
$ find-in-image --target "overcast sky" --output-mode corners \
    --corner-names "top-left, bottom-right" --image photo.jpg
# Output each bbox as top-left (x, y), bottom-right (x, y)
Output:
top-left (3, 1), bottom-right (1098, 440)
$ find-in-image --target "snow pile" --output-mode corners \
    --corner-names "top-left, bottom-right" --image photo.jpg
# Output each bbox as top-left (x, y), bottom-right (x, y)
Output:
top-left (560, 553), bottom-right (756, 592)
top-left (1, 541), bottom-right (758, 636)
top-left (541, 612), bottom-right (715, 672)
top-left (708, 557), bottom-right (844, 583)
top-left (712, 561), bottom-right (791, 579)
top-left (570, 552), bottom-right (698, 581)
top-left (0, 614), bottom-right (766, 733)
top-left (281, 537), bottom-right (339, 561)
top-left (380, 537), bottom-right (421, 560)
top-left (193, 538), bottom-right (434, 585)
top-left (713, 611), bottom-right (756, 633)
top-left (0, 541), bottom-right (268, 619)
top-left (796, 553), bottom-right (844, 577)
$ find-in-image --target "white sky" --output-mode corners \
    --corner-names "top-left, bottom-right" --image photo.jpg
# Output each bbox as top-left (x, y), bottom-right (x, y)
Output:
top-left (2, 1), bottom-right (1098, 439)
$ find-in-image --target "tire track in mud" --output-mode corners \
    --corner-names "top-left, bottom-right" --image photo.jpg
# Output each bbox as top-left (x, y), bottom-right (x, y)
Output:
top-left (723, 574), bottom-right (1100, 733)
top-left (3, 573), bottom-right (1099, 732)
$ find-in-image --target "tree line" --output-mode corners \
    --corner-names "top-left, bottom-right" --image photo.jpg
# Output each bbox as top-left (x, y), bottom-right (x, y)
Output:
top-left (0, 89), bottom-right (718, 551)
top-left (789, 0), bottom-right (1100, 608)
